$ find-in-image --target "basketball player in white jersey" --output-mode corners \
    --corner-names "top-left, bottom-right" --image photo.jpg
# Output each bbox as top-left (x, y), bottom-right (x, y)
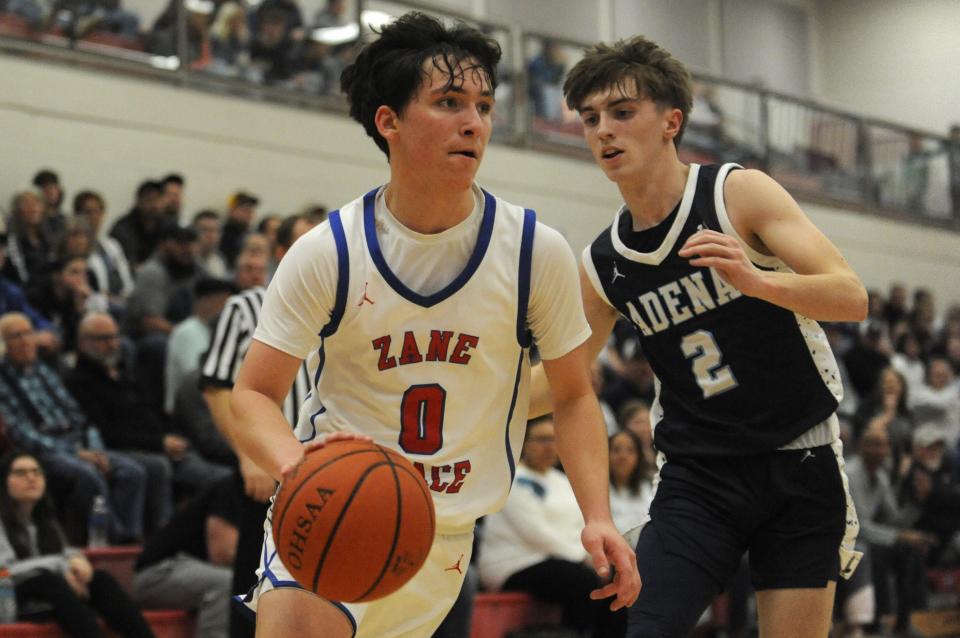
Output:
top-left (223, 12), bottom-right (640, 638)
top-left (532, 36), bottom-right (868, 637)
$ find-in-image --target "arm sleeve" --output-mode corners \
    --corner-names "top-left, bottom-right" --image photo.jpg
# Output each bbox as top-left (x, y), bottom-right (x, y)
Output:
top-left (527, 224), bottom-right (591, 361)
top-left (0, 392), bottom-right (73, 456)
top-left (0, 523), bottom-right (69, 583)
top-left (253, 224), bottom-right (338, 359)
top-left (199, 296), bottom-right (251, 389)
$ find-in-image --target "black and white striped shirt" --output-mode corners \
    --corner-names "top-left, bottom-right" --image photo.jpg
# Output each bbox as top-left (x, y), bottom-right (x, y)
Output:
top-left (200, 286), bottom-right (311, 425)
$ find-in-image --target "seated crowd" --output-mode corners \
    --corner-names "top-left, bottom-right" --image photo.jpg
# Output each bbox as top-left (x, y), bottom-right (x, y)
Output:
top-left (0, 0), bottom-right (359, 96)
top-left (0, 167), bottom-right (958, 638)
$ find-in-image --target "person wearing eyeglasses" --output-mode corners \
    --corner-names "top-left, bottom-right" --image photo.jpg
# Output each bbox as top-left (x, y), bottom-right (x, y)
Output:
top-left (0, 450), bottom-right (155, 637)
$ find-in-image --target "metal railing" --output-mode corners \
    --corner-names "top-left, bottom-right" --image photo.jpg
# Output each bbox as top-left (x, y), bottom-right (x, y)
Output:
top-left (2, 0), bottom-right (957, 229)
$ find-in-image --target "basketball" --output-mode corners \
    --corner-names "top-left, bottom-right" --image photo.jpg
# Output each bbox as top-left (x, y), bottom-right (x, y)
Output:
top-left (271, 439), bottom-right (436, 602)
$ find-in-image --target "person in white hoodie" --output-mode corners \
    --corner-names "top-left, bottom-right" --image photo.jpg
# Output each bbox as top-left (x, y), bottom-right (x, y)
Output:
top-left (479, 416), bottom-right (625, 637)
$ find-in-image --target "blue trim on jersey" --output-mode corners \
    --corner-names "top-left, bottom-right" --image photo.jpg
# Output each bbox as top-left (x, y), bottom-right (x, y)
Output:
top-left (320, 210), bottom-right (349, 338)
top-left (503, 348), bottom-right (526, 482)
top-left (362, 186), bottom-right (497, 308)
top-left (516, 209), bottom-right (536, 347)
top-left (330, 601), bottom-right (359, 636)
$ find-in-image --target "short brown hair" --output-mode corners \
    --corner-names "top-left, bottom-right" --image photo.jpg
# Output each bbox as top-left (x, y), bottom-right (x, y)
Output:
top-left (563, 36), bottom-right (693, 146)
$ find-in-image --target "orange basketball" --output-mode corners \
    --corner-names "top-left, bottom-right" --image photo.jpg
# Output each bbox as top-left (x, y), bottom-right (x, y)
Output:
top-left (271, 439), bottom-right (436, 602)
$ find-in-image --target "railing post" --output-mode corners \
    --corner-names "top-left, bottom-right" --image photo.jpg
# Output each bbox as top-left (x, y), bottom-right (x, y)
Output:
top-left (856, 120), bottom-right (875, 205)
top-left (758, 88), bottom-right (770, 172)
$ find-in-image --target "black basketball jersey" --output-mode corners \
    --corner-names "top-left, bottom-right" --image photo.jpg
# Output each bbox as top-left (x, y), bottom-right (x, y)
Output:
top-left (585, 163), bottom-right (842, 457)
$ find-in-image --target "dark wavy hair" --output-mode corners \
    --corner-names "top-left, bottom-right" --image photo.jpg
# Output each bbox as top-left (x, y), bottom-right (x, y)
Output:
top-left (608, 430), bottom-right (647, 496)
top-left (0, 451), bottom-right (67, 558)
top-left (341, 11), bottom-right (501, 158)
top-left (563, 35), bottom-right (692, 146)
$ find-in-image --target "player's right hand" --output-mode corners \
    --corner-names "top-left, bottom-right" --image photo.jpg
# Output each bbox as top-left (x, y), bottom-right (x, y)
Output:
top-left (279, 431), bottom-right (374, 481)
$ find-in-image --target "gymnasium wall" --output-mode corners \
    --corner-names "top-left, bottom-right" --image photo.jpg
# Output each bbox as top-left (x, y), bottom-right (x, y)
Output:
top-left (2, 53), bottom-right (959, 307)
top-left (815, 0), bottom-right (960, 134)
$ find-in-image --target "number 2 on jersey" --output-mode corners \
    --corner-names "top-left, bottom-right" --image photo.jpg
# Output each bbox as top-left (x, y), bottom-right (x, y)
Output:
top-left (399, 384), bottom-right (446, 454)
top-left (681, 330), bottom-right (738, 398)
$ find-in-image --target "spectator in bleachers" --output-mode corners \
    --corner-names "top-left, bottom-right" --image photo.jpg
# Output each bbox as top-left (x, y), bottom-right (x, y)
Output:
top-left (0, 451), bottom-right (155, 638)
top-left (125, 223), bottom-right (202, 337)
top-left (74, 189), bottom-right (135, 304)
top-left (908, 288), bottom-right (938, 353)
top-left (148, 0), bottom-right (214, 69)
top-left (478, 416), bottom-right (625, 637)
top-left (32, 169), bottom-right (67, 246)
top-left (884, 283), bottom-right (910, 328)
top-left (891, 331), bottom-right (926, 396)
top-left (57, 218), bottom-right (93, 260)
top-left (251, 0), bottom-right (301, 35)
top-left (248, 5), bottom-right (300, 85)
top-left (909, 356), bottom-right (960, 447)
top-left (232, 249), bottom-right (268, 291)
top-left (109, 180), bottom-right (166, 268)
top-left (26, 255), bottom-right (108, 354)
top-left (256, 214), bottom-right (280, 248)
top-left (608, 430), bottom-right (652, 536)
top-left (0, 312), bottom-right (147, 544)
top-left (312, 0), bottom-right (345, 28)
top-left (846, 427), bottom-right (933, 637)
top-left (941, 334), bottom-right (960, 376)
top-left (133, 473), bottom-right (238, 638)
top-left (852, 367), bottom-right (914, 465)
top-left (3, 191), bottom-right (57, 288)
top-left (218, 191), bottom-right (258, 270)
top-left (903, 133), bottom-right (930, 213)
top-left (193, 210), bottom-right (228, 278)
top-left (47, 0), bottom-right (141, 40)
top-left (0, 0), bottom-right (44, 27)
top-left (590, 360), bottom-right (617, 435)
top-left (210, 2), bottom-right (251, 69)
top-left (164, 277), bottom-right (237, 414)
top-left (160, 173), bottom-right (184, 223)
top-left (616, 399), bottom-right (656, 482)
top-left (899, 423), bottom-right (960, 566)
top-left (527, 39), bottom-right (567, 120)
top-left (0, 232), bottom-right (60, 352)
top-left (844, 320), bottom-right (891, 402)
top-left (601, 319), bottom-right (656, 414)
top-left (171, 369), bottom-right (235, 471)
top-left (69, 312), bottom-right (224, 508)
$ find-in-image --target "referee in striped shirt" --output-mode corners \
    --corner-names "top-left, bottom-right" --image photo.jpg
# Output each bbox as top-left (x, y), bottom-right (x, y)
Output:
top-left (201, 213), bottom-right (316, 638)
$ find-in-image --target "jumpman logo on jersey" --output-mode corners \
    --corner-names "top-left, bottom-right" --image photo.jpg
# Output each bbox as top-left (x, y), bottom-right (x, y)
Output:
top-left (610, 263), bottom-right (626, 284)
top-left (444, 554), bottom-right (465, 575)
top-left (357, 282), bottom-right (375, 306)
top-left (695, 224), bottom-right (704, 232)
top-left (801, 449), bottom-right (816, 463)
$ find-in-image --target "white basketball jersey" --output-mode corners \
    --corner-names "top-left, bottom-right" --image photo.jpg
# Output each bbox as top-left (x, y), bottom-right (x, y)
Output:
top-left (295, 187), bottom-right (537, 534)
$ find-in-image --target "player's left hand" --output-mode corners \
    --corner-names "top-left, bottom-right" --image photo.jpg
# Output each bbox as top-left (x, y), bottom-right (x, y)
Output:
top-left (582, 520), bottom-right (641, 611)
top-left (678, 229), bottom-right (764, 297)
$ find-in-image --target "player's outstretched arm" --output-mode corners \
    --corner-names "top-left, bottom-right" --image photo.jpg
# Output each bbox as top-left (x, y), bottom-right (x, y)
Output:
top-left (678, 168), bottom-right (867, 322)
top-left (231, 339), bottom-right (307, 482)
top-left (529, 263), bottom-right (620, 419)
top-left (542, 342), bottom-right (641, 610)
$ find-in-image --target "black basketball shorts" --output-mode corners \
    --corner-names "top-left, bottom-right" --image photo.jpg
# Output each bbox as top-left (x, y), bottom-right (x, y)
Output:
top-left (627, 443), bottom-right (856, 636)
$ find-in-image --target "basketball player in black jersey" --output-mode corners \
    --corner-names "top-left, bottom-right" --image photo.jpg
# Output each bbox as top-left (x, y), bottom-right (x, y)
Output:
top-left (532, 37), bottom-right (868, 637)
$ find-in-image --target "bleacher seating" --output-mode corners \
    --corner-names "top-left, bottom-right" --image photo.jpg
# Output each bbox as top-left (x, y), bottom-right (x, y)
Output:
top-left (0, 546), bottom-right (195, 637)
top-left (470, 591), bottom-right (562, 638)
